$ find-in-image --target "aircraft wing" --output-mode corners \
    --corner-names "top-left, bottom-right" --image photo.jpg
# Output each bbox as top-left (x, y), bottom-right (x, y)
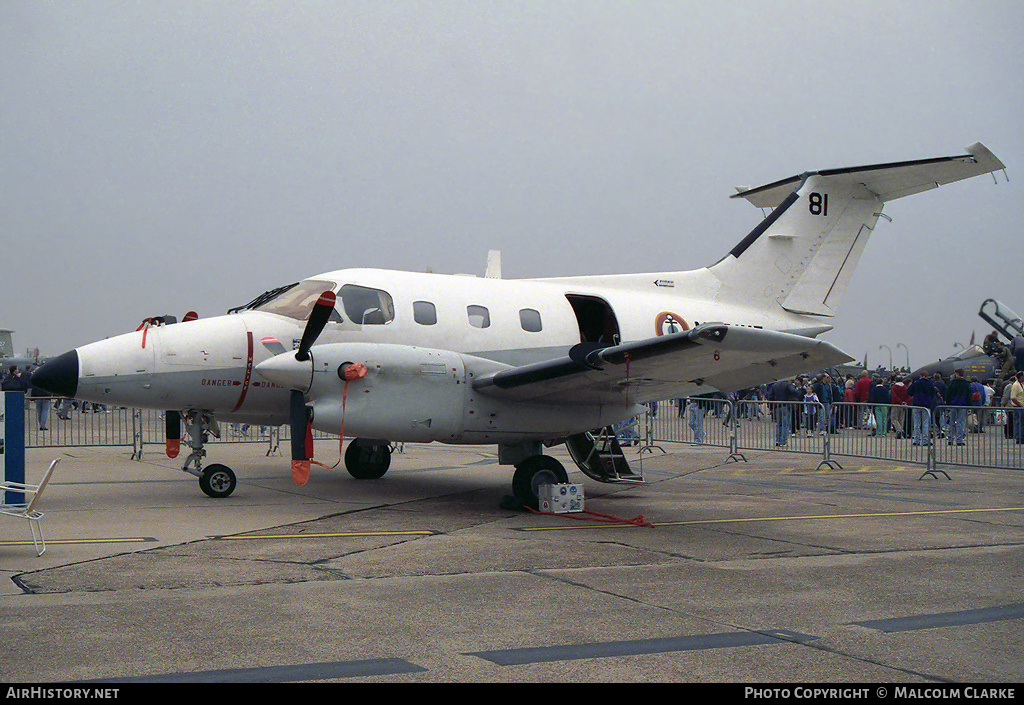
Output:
top-left (471, 324), bottom-right (852, 405)
top-left (733, 142), bottom-right (1005, 209)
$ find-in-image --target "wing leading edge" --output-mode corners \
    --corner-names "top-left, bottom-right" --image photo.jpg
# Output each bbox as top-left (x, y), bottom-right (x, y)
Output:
top-left (472, 324), bottom-right (853, 405)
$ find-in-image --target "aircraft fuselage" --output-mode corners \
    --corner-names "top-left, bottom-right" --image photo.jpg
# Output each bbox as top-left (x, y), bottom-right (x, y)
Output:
top-left (52, 267), bottom-right (809, 443)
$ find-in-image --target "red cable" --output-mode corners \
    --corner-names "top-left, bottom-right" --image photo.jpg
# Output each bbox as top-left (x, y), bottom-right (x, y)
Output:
top-left (527, 506), bottom-right (654, 528)
top-left (311, 363), bottom-right (368, 470)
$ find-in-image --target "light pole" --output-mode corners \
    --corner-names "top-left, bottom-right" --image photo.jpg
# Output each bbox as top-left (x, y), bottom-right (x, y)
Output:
top-left (879, 344), bottom-right (892, 370)
top-left (896, 342), bottom-right (909, 370)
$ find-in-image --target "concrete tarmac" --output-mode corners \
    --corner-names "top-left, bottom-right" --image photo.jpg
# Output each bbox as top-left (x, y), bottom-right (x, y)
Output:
top-left (2, 440), bottom-right (1023, 683)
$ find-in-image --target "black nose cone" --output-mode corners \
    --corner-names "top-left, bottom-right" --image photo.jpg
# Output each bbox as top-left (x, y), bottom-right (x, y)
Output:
top-left (31, 349), bottom-right (79, 398)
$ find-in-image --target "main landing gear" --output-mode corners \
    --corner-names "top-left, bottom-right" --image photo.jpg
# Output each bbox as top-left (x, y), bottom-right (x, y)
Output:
top-left (344, 439), bottom-right (393, 480)
top-left (512, 454), bottom-right (569, 510)
top-left (179, 411), bottom-right (237, 498)
top-left (341, 438), bottom-right (566, 511)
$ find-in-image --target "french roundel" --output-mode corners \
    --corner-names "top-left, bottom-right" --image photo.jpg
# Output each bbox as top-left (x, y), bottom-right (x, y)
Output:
top-left (655, 312), bottom-right (689, 336)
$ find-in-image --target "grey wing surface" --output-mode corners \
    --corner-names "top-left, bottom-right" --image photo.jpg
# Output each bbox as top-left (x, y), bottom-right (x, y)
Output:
top-left (472, 324), bottom-right (852, 405)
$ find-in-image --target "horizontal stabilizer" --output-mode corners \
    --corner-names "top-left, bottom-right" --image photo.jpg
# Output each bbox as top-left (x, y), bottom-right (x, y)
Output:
top-left (732, 142), bottom-right (1005, 209)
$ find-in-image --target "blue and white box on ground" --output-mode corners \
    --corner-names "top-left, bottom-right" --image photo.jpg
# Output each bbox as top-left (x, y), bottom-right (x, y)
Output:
top-left (539, 483), bottom-right (584, 513)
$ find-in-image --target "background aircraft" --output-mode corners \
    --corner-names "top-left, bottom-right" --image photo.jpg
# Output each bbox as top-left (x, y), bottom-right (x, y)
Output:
top-left (0, 328), bottom-right (44, 371)
top-left (911, 299), bottom-right (1021, 382)
top-left (979, 299), bottom-right (1023, 343)
top-left (912, 345), bottom-right (1003, 383)
top-left (32, 143), bottom-right (1006, 507)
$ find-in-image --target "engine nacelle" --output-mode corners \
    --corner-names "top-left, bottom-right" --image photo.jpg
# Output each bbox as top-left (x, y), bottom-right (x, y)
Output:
top-left (305, 343), bottom-right (474, 443)
top-left (260, 341), bottom-right (638, 444)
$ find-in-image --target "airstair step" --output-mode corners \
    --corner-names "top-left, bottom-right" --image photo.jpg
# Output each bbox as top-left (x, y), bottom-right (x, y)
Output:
top-left (565, 426), bottom-right (644, 484)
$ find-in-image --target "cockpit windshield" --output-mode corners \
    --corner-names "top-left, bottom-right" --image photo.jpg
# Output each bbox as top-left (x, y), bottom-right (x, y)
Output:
top-left (232, 279), bottom-right (342, 322)
top-left (230, 279), bottom-right (394, 326)
top-left (952, 345), bottom-right (986, 361)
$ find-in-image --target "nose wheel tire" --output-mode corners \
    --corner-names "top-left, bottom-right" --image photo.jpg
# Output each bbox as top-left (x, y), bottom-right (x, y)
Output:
top-left (512, 455), bottom-right (569, 510)
top-left (199, 463), bottom-right (237, 498)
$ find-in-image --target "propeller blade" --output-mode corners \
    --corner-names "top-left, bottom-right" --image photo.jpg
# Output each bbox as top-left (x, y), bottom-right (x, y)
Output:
top-left (295, 291), bottom-right (336, 362)
top-left (290, 389), bottom-right (311, 485)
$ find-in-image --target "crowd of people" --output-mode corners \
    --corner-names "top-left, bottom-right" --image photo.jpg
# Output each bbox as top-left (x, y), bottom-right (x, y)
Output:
top-left (668, 349), bottom-right (1024, 450)
top-left (755, 366), bottom-right (1024, 448)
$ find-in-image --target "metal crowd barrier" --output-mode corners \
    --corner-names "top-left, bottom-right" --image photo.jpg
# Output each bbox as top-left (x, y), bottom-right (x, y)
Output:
top-left (930, 403), bottom-right (1024, 473)
top-left (22, 397), bottom-right (1023, 477)
top-left (23, 399), bottom-right (136, 450)
top-left (643, 398), bottom-right (1023, 478)
top-left (23, 400), bottom-right (340, 459)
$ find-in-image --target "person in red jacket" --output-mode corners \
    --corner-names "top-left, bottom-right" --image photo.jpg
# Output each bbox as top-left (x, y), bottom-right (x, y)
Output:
top-left (853, 371), bottom-right (872, 428)
top-left (890, 375), bottom-right (911, 438)
top-left (843, 378), bottom-right (856, 428)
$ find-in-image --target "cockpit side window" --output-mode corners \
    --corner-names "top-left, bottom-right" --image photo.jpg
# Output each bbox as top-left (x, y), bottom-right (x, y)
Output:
top-left (250, 279), bottom-right (342, 322)
top-left (341, 284), bottom-right (395, 325)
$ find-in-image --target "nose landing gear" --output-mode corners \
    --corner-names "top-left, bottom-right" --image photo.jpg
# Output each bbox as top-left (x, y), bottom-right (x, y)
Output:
top-left (198, 463), bottom-right (237, 499)
top-left (178, 411), bottom-right (237, 498)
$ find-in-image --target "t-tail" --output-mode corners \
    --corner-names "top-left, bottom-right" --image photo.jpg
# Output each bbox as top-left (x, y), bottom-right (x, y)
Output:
top-left (708, 142), bottom-right (1005, 319)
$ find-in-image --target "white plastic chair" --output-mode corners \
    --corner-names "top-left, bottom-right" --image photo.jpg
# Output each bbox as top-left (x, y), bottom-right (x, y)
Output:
top-left (1, 459), bottom-right (60, 555)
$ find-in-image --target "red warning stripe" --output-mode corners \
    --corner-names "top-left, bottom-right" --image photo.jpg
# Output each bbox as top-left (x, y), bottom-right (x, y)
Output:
top-left (231, 332), bottom-right (254, 412)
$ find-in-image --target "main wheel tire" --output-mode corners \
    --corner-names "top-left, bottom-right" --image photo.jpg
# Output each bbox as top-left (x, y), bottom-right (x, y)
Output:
top-left (512, 455), bottom-right (569, 510)
top-left (345, 440), bottom-right (392, 480)
top-left (199, 463), bottom-right (236, 498)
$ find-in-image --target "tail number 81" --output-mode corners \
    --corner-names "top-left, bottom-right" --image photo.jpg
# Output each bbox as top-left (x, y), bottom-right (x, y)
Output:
top-left (809, 192), bottom-right (829, 216)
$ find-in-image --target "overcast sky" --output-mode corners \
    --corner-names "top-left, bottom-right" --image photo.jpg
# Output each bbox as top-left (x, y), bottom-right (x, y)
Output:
top-left (2, 1), bottom-right (1021, 371)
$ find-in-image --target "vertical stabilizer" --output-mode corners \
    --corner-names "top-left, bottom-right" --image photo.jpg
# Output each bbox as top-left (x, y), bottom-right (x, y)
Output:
top-left (0, 329), bottom-right (14, 358)
top-left (709, 176), bottom-right (882, 316)
top-left (709, 143), bottom-right (1005, 319)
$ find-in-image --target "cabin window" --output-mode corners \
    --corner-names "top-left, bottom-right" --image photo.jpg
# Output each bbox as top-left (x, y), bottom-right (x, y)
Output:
top-left (519, 308), bottom-right (542, 332)
top-left (413, 301), bottom-right (437, 326)
top-left (340, 284), bottom-right (394, 325)
top-left (467, 305), bottom-right (490, 329)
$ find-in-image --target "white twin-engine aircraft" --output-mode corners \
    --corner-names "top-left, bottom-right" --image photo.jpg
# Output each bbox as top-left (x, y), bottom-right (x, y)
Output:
top-left (32, 143), bottom-right (1005, 506)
